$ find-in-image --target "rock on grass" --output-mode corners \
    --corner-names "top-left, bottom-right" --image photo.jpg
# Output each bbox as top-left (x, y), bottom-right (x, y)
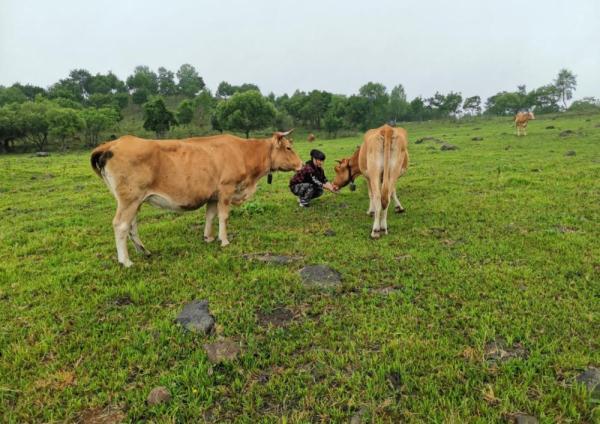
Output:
top-left (203, 340), bottom-right (241, 364)
top-left (175, 300), bottom-right (215, 335)
top-left (576, 367), bottom-right (600, 399)
top-left (299, 265), bottom-right (342, 288)
top-left (440, 143), bottom-right (458, 151)
top-left (147, 386), bottom-right (171, 405)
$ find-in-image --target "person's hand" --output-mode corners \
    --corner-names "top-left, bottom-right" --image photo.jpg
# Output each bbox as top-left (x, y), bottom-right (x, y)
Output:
top-left (324, 182), bottom-right (338, 193)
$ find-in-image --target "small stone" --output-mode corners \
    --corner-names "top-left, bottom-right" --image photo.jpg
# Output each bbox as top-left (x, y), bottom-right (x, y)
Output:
top-left (576, 367), bottom-right (600, 399)
top-left (471, 136), bottom-right (483, 141)
top-left (323, 229), bottom-right (336, 236)
top-left (545, 125), bottom-right (555, 129)
top-left (175, 300), bottom-right (215, 335)
top-left (440, 143), bottom-right (458, 151)
top-left (350, 407), bottom-right (368, 424)
top-left (374, 286), bottom-right (403, 295)
top-left (203, 340), bottom-right (240, 363)
top-left (299, 265), bottom-right (342, 288)
top-left (564, 150), bottom-right (576, 156)
top-left (147, 386), bottom-right (171, 405)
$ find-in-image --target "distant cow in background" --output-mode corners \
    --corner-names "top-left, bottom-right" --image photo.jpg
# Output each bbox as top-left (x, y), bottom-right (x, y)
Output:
top-left (307, 133), bottom-right (316, 142)
top-left (515, 111), bottom-right (535, 136)
top-left (332, 124), bottom-right (409, 239)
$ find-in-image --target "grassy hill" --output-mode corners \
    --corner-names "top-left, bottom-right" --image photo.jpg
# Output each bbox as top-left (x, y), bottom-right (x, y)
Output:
top-left (0, 114), bottom-right (598, 422)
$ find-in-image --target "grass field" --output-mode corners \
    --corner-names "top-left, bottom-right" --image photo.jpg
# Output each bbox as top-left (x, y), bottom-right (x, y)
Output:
top-left (1, 114), bottom-right (599, 423)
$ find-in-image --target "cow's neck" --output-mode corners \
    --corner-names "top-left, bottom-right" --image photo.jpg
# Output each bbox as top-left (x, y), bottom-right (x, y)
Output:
top-left (348, 148), bottom-right (361, 180)
top-left (246, 138), bottom-right (275, 179)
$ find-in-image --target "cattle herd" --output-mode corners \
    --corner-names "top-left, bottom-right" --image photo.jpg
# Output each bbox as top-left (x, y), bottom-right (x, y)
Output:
top-left (92, 113), bottom-right (533, 267)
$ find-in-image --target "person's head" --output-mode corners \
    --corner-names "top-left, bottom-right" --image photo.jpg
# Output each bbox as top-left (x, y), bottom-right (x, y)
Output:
top-left (310, 149), bottom-right (325, 168)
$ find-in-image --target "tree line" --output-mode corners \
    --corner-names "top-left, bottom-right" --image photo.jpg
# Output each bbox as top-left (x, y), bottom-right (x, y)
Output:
top-left (0, 64), bottom-right (597, 152)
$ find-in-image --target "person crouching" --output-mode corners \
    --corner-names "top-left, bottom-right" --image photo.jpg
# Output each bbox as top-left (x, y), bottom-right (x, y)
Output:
top-left (289, 149), bottom-right (338, 207)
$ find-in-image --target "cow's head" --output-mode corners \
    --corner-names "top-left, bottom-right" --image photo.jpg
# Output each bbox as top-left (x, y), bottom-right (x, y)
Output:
top-left (271, 129), bottom-right (303, 171)
top-left (332, 158), bottom-right (353, 189)
top-left (528, 111), bottom-right (535, 120)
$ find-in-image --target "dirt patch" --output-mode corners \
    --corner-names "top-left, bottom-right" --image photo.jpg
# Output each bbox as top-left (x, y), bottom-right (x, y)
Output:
top-left (243, 253), bottom-right (302, 264)
top-left (415, 136), bottom-right (446, 144)
top-left (78, 404), bottom-right (126, 424)
top-left (257, 307), bottom-right (294, 327)
top-left (559, 130), bottom-right (575, 137)
top-left (203, 339), bottom-right (241, 364)
top-left (299, 265), bottom-right (342, 288)
top-left (484, 338), bottom-right (528, 363)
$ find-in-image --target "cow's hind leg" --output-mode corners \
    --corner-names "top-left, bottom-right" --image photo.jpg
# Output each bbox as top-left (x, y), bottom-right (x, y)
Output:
top-left (204, 200), bottom-right (217, 243)
top-left (366, 177), bottom-right (382, 239)
top-left (113, 201), bottom-right (141, 267)
top-left (129, 217), bottom-right (150, 256)
top-left (217, 199), bottom-right (231, 247)
top-left (393, 190), bottom-right (405, 213)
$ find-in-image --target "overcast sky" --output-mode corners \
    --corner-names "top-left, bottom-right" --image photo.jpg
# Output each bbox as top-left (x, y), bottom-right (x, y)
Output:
top-left (1, 0), bottom-right (598, 101)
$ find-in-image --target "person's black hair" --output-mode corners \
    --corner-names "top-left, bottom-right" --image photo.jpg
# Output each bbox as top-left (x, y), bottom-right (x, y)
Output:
top-left (310, 149), bottom-right (326, 160)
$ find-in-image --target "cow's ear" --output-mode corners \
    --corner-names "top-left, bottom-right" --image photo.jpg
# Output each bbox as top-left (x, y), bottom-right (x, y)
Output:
top-left (335, 159), bottom-right (342, 164)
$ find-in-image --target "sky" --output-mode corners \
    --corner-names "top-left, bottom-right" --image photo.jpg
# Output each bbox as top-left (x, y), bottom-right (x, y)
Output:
top-left (1, 0), bottom-right (599, 101)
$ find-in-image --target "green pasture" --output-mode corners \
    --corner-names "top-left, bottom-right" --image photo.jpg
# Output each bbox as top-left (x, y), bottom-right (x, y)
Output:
top-left (0, 114), bottom-right (599, 422)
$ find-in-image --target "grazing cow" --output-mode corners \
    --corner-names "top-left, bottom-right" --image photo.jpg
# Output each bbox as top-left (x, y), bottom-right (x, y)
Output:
top-left (90, 131), bottom-right (302, 267)
top-left (332, 124), bottom-right (409, 238)
top-left (307, 133), bottom-right (316, 142)
top-left (515, 111), bottom-right (535, 136)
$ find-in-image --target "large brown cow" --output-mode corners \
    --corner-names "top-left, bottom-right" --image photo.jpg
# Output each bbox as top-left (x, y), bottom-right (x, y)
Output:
top-left (515, 111), bottom-right (535, 136)
top-left (307, 133), bottom-right (316, 142)
top-left (332, 124), bottom-right (409, 238)
top-left (91, 131), bottom-right (302, 267)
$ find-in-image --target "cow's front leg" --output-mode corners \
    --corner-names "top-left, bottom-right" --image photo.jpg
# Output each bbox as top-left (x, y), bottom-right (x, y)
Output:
top-left (204, 201), bottom-right (217, 243)
top-left (217, 199), bottom-right (231, 247)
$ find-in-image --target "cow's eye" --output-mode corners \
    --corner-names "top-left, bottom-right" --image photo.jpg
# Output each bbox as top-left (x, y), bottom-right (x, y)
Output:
top-left (286, 147), bottom-right (292, 150)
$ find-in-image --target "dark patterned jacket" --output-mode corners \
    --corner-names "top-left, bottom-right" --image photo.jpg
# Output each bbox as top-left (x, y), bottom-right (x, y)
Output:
top-left (289, 160), bottom-right (328, 188)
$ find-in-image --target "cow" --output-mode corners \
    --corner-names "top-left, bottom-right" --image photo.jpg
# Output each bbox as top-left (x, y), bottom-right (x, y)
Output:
top-left (332, 124), bottom-right (409, 238)
top-left (307, 133), bottom-right (316, 142)
top-left (90, 131), bottom-right (302, 267)
top-left (515, 111), bottom-right (535, 136)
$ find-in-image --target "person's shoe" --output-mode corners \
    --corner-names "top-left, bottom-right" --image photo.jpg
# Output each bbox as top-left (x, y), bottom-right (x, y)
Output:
top-left (299, 202), bottom-right (310, 208)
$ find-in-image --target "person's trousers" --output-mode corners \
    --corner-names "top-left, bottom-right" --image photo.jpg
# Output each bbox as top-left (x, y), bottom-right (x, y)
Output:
top-left (290, 183), bottom-right (323, 205)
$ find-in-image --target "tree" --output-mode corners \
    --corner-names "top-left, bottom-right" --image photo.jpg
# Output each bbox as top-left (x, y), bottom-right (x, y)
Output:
top-left (127, 66), bottom-right (159, 101)
top-left (358, 82), bottom-right (389, 128)
top-left (568, 97), bottom-right (600, 113)
top-left (176, 64), bottom-right (205, 97)
top-left (0, 104), bottom-right (25, 152)
top-left (442, 92), bottom-right (463, 117)
top-left (143, 97), bottom-right (177, 138)
top-left (527, 85), bottom-right (560, 114)
top-left (216, 81), bottom-right (235, 99)
top-left (485, 91), bottom-right (523, 115)
top-left (345, 95), bottom-right (370, 130)
top-left (47, 107), bottom-right (84, 150)
top-left (12, 83), bottom-right (45, 100)
top-left (215, 90), bottom-right (275, 138)
top-left (389, 84), bottom-right (409, 122)
top-left (177, 99), bottom-right (195, 125)
top-left (408, 97), bottom-right (425, 121)
top-left (157, 67), bottom-right (178, 96)
top-left (81, 107), bottom-right (119, 146)
top-left (0, 85), bottom-right (28, 106)
top-left (299, 90), bottom-right (332, 129)
top-left (323, 110), bottom-right (343, 138)
top-left (462, 96), bottom-right (482, 115)
top-left (554, 69), bottom-right (577, 109)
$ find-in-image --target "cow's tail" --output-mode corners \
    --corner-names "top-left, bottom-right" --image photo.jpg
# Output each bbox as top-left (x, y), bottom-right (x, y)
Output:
top-left (90, 141), bottom-right (115, 178)
top-left (380, 125), bottom-right (394, 210)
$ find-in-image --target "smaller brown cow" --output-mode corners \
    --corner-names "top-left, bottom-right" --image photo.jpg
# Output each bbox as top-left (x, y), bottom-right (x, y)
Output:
top-left (307, 133), bottom-right (316, 142)
top-left (515, 111), bottom-right (535, 136)
top-left (332, 124), bottom-right (409, 238)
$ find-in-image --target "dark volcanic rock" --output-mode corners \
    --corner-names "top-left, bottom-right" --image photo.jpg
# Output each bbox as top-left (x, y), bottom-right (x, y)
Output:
top-left (300, 265), bottom-right (342, 288)
top-left (484, 338), bottom-right (528, 363)
top-left (323, 229), bottom-right (336, 236)
top-left (559, 129), bottom-right (575, 137)
top-left (576, 367), bottom-right (600, 399)
top-left (471, 136), bottom-right (484, 141)
top-left (564, 150), bottom-right (576, 156)
top-left (175, 300), bottom-right (215, 335)
top-left (440, 143), bottom-right (458, 151)
top-left (545, 125), bottom-right (555, 129)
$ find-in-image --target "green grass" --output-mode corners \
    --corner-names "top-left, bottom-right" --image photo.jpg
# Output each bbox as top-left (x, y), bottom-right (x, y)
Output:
top-left (1, 115), bottom-right (599, 423)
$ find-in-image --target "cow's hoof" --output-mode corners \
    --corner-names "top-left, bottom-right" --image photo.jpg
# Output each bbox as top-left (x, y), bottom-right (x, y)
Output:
top-left (204, 236), bottom-right (215, 243)
top-left (220, 240), bottom-right (230, 247)
top-left (395, 206), bottom-right (405, 214)
top-left (370, 231), bottom-right (380, 239)
top-left (367, 211), bottom-right (375, 217)
top-left (380, 228), bottom-right (388, 235)
top-left (121, 259), bottom-right (133, 268)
